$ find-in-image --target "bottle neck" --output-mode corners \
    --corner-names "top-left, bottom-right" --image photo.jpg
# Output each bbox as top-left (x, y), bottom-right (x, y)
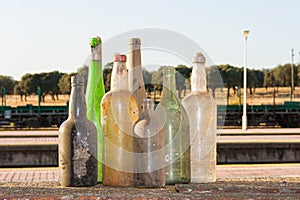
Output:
top-left (90, 44), bottom-right (102, 61)
top-left (128, 39), bottom-right (141, 70)
top-left (87, 59), bottom-right (103, 91)
top-left (89, 44), bottom-right (103, 77)
top-left (110, 61), bottom-right (129, 91)
top-left (69, 79), bottom-right (87, 119)
top-left (161, 66), bottom-right (177, 99)
top-left (141, 99), bottom-right (154, 119)
top-left (191, 62), bottom-right (207, 93)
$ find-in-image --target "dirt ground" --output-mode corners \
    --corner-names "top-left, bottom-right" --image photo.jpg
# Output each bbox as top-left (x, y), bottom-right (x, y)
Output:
top-left (0, 177), bottom-right (299, 199)
top-left (3, 87), bottom-right (300, 107)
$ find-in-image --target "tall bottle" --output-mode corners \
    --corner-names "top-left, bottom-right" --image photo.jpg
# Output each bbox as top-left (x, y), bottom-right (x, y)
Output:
top-left (85, 37), bottom-right (105, 182)
top-left (128, 38), bottom-right (147, 115)
top-left (59, 75), bottom-right (98, 187)
top-left (158, 66), bottom-right (190, 184)
top-left (182, 52), bottom-right (217, 183)
top-left (101, 54), bottom-right (139, 187)
top-left (133, 98), bottom-right (165, 188)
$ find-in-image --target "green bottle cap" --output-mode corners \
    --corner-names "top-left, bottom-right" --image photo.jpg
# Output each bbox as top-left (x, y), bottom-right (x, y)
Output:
top-left (90, 37), bottom-right (102, 48)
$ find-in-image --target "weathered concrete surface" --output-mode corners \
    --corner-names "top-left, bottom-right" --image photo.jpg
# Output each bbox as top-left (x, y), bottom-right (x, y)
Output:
top-left (1, 130), bottom-right (300, 167)
top-left (218, 143), bottom-right (300, 163)
top-left (0, 145), bottom-right (57, 167)
top-left (1, 164), bottom-right (299, 182)
top-left (2, 142), bottom-right (300, 167)
top-left (0, 177), bottom-right (299, 199)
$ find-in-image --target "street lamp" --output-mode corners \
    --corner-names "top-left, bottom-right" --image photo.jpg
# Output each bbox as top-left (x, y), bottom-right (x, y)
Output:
top-left (242, 30), bottom-right (250, 131)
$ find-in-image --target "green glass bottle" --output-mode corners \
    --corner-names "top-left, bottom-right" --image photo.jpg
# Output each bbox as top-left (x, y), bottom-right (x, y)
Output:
top-left (85, 37), bottom-right (105, 182)
top-left (158, 66), bottom-right (190, 184)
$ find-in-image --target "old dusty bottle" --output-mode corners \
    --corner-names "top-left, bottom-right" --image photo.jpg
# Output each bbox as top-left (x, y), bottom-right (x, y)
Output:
top-left (59, 75), bottom-right (98, 187)
top-left (182, 52), bottom-right (217, 183)
top-left (101, 54), bottom-right (139, 187)
top-left (85, 37), bottom-right (105, 182)
top-left (128, 38), bottom-right (147, 115)
top-left (158, 66), bottom-right (190, 184)
top-left (133, 98), bottom-right (165, 188)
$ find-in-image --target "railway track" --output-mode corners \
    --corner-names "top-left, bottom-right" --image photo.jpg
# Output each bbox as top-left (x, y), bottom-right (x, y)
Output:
top-left (2, 102), bottom-right (300, 128)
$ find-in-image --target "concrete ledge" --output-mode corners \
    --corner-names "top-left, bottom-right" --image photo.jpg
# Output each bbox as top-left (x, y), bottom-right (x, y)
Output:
top-left (0, 177), bottom-right (299, 199)
top-left (0, 145), bottom-right (57, 167)
top-left (218, 143), bottom-right (300, 164)
top-left (218, 128), bottom-right (300, 135)
top-left (0, 130), bottom-right (300, 167)
top-left (1, 142), bottom-right (299, 167)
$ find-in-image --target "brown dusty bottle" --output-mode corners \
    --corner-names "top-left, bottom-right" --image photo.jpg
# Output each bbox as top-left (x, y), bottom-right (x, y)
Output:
top-left (182, 52), bottom-right (217, 183)
top-left (133, 98), bottom-right (165, 188)
top-left (128, 38), bottom-right (147, 115)
top-left (101, 54), bottom-right (139, 187)
top-left (59, 75), bottom-right (98, 187)
top-left (159, 66), bottom-right (190, 184)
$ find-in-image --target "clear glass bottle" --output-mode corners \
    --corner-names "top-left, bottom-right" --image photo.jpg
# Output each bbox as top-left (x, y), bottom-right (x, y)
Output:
top-left (133, 98), bottom-right (165, 188)
top-left (158, 66), bottom-right (190, 184)
top-left (128, 38), bottom-right (147, 115)
top-left (85, 37), bottom-right (105, 182)
top-left (101, 54), bottom-right (139, 187)
top-left (59, 75), bottom-right (98, 187)
top-left (182, 52), bottom-right (217, 183)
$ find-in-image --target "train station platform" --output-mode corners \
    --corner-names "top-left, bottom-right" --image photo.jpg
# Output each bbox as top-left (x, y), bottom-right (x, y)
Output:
top-left (0, 165), bottom-right (299, 199)
top-left (0, 129), bottom-right (299, 199)
top-left (0, 129), bottom-right (300, 166)
top-left (1, 128), bottom-right (300, 136)
top-left (0, 164), bottom-right (299, 182)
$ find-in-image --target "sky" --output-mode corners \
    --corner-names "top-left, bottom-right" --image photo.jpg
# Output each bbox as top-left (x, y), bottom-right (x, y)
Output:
top-left (1, 0), bottom-right (300, 80)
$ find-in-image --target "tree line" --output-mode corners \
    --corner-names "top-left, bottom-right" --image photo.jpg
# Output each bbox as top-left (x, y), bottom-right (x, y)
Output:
top-left (0, 63), bottom-right (299, 101)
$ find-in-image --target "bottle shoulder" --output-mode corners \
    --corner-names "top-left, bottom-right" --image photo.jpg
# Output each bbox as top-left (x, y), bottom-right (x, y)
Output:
top-left (183, 92), bottom-right (215, 102)
top-left (182, 93), bottom-right (216, 111)
top-left (58, 117), bottom-right (74, 134)
top-left (101, 90), bottom-right (137, 103)
top-left (101, 90), bottom-right (139, 121)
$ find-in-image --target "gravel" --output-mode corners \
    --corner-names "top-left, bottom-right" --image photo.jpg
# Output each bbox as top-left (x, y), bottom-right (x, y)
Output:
top-left (0, 177), bottom-right (299, 199)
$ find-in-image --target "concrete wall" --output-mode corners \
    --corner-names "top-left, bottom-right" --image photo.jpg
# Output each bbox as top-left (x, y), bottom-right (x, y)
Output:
top-left (0, 145), bottom-right (57, 167)
top-left (0, 143), bottom-right (299, 167)
top-left (217, 143), bottom-right (300, 164)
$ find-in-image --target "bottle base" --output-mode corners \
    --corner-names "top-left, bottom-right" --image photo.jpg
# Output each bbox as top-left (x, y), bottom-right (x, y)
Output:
top-left (191, 177), bottom-right (216, 183)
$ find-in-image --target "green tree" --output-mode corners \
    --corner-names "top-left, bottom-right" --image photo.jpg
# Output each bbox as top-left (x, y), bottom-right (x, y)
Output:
top-left (142, 69), bottom-right (152, 96)
top-left (272, 64), bottom-right (293, 88)
top-left (218, 64), bottom-right (242, 101)
top-left (14, 80), bottom-right (27, 101)
top-left (18, 71), bottom-right (63, 102)
top-left (103, 62), bottom-right (113, 92)
top-left (58, 72), bottom-right (76, 95)
top-left (0, 75), bottom-right (16, 95)
top-left (175, 65), bottom-right (191, 98)
top-left (77, 65), bottom-right (89, 94)
top-left (263, 69), bottom-right (275, 91)
top-left (17, 73), bottom-right (33, 101)
top-left (151, 66), bottom-right (164, 96)
top-left (248, 69), bottom-right (264, 95)
top-left (41, 71), bottom-right (63, 100)
top-left (206, 65), bottom-right (224, 98)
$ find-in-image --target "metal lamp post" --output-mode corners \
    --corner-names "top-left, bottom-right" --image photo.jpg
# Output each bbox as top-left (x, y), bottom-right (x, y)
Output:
top-left (242, 30), bottom-right (250, 131)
